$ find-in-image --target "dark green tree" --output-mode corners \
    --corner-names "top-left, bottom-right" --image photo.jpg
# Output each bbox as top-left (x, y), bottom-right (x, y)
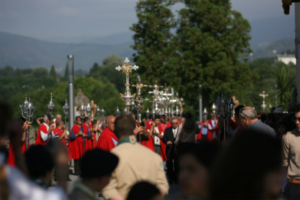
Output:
top-left (89, 55), bottom-right (125, 93)
top-left (16, 68), bottom-right (23, 77)
top-left (32, 67), bottom-right (48, 78)
top-left (49, 65), bottom-right (57, 79)
top-left (64, 63), bottom-right (69, 79)
top-left (165, 0), bottom-right (254, 117)
top-left (130, 0), bottom-right (176, 84)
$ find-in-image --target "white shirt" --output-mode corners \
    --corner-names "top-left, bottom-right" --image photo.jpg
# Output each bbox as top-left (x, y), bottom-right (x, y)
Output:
top-left (154, 127), bottom-right (160, 145)
top-left (0, 153), bottom-right (68, 200)
top-left (172, 128), bottom-right (178, 138)
top-left (40, 123), bottom-right (55, 142)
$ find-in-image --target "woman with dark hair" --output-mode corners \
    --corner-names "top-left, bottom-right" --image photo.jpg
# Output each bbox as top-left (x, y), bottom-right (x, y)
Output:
top-left (7, 117), bottom-right (30, 166)
top-left (168, 142), bottom-right (219, 199)
top-left (127, 181), bottom-right (163, 200)
top-left (210, 131), bottom-right (284, 199)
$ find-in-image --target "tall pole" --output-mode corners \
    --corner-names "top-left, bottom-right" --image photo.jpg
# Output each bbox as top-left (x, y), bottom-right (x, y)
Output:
top-left (199, 84), bottom-right (202, 122)
top-left (295, 2), bottom-right (300, 103)
top-left (275, 85), bottom-right (278, 107)
top-left (67, 55), bottom-right (74, 132)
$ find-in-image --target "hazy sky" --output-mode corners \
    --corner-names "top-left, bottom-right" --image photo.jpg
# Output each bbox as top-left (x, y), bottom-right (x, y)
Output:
top-left (0, 0), bottom-right (295, 39)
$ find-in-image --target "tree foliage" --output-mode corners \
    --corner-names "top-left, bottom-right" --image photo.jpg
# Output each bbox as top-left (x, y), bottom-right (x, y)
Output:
top-left (271, 63), bottom-right (296, 109)
top-left (49, 65), bottom-right (57, 79)
top-left (88, 55), bottom-right (125, 93)
top-left (130, 0), bottom-right (176, 84)
top-left (32, 67), bottom-right (48, 78)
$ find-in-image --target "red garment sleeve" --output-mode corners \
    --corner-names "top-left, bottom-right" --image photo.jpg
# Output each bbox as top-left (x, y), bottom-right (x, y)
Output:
top-left (97, 135), bottom-right (112, 151)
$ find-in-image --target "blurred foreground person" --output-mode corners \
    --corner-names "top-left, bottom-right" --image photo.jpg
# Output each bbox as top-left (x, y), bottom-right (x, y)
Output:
top-left (127, 181), bottom-right (163, 200)
top-left (282, 104), bottom-right (300, 200)
top-left (25, 145), bottom-right (54, 189)
top-left (0, 101), bottom-right (68, 200)
top-left (69, 149), bottom-right (119, 200)
top-left (210, 130), bottom-right (283, 199)
top-left (7, 117), bottom-right (30, 167)
top-left (239, 106), bottom-right (276, 137)
top-left (176, 142), bottom-right (219, 200)
top-left (102, 115), bottom-right (169, 200)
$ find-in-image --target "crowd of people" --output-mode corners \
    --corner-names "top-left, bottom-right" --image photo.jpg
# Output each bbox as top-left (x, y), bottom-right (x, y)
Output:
top-left (0, 101), bottom-right (300, 200)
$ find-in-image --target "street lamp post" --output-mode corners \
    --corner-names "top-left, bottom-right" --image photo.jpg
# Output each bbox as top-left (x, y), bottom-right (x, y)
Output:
top-left (47, 93), bottom-right (55, 117)
top-left (199, 85), bottom-right (203, 122)
top-left (67, 55), bottom-right (75, 132)
top-left (63, 99), bottom-right (69, 126)
top-left (23, 96), bottom-right (35, 150)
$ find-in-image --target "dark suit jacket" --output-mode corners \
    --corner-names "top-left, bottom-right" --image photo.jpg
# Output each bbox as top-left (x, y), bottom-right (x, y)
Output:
top-left (163, 127), bottom-right (177, 160)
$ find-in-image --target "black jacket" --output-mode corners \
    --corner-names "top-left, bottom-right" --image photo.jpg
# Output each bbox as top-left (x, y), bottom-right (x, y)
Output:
top-left (163, 127), bottom-right (177, 160)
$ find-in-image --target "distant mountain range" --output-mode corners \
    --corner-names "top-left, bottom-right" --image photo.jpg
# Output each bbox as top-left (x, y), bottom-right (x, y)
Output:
top-left (0, 31), bottom-right (135, 73)
top-left (0, 30), bottom-right (295, 73)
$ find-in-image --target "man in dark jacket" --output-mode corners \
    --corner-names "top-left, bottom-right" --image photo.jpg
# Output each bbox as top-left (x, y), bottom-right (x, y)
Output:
top-left (163, 117), bottom-right (180, 184)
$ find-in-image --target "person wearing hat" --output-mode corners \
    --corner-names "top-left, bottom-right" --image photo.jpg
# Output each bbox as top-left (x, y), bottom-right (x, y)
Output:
top-left (35, 114), bottom-right (55, 145)
top-left (68, 149), bottom-right (119, 200)
top-left (102, 115), bottom-right (169, 200)
top-left (273, 107), bottom-right (284, 123)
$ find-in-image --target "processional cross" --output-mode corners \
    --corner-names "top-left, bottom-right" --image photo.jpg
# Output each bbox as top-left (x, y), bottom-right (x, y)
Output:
top-left (149, 80), bottom-right (164, 114)
top-left (115, 57), bottom-right (139, 114)
top-left (259, 91), bottom-right (268, 112)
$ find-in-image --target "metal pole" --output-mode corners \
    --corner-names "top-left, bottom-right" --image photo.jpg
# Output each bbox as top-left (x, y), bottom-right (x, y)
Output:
top-left (67, 55), bottom-right (74, 137)
top-left (25, 127), bottom-right (30, 150)
top-left (295, 3), bottom-right (300, 103)
top-left (275, 85), bottom-right (278, 107)
top-left (199, 84), bottom-right (202, 122)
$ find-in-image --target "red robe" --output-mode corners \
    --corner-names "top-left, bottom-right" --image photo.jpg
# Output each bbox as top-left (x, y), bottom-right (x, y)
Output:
top-left (97, 128), bottom-right (118, 151)
top-left (179, 120), bottom-right (182, 125)
top-left (83, 123), bottom-right (93, 152)
top-left (156, 125), bottom-right (167, 161)
top-left (207, 119), bottom-right (218, 142)
top-left (166, 122), bottom-right (172, 128)
top-left (7, 141), bottom-right (27, 167)
top-left (143, 124), bottom-right (155, 152)
top-left (35, 123), bottom-right (49, 145)
top-left (196, 122), bottom-right (204, 141)
top-left (69, 125), bottom-right (84, 159)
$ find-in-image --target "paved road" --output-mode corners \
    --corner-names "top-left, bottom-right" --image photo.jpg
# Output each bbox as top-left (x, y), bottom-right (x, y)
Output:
top-left (66, 174), bottom-right (181, 199)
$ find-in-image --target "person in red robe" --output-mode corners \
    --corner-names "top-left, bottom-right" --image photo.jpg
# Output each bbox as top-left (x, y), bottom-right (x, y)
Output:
top-left (149, 115), bottom-right (167, 162)
top-left (178, 115), bottom-right (183, 125)
top-left (70, 116), bottom-right (89, 174)
top-left (35, 114), bottom-right (55, 145)
top-left (97, 115), bottom-right (118, 151)
top-left (82, 117), bottom-right (92, 152)
top-left (207, 113), bottom-right (218, 142)
top-left (7, 117), bottom-right (30, 167)
top-left (196, 117), bottom-right (208, 141)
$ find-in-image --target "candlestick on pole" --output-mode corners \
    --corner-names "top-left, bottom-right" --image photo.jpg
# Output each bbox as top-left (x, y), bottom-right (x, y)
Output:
top-left (115, 57), bottom-right (138, 115)
top-left (259, 91), bottom-right (269, 112)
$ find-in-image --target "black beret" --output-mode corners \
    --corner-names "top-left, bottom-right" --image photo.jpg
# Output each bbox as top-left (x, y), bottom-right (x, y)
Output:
top-left (80, 149), bottom-right (119, 178)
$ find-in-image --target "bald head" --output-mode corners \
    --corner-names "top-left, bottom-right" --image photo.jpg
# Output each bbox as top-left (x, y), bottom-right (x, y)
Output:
top-left (239, 106), bottom-right (258, 128)
top-left (106, 115), bottom-right (116, 132)
top-left (56, 114), bottom-right (62, 122)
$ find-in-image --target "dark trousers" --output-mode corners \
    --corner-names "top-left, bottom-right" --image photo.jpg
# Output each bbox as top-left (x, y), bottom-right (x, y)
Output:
top-left (284, 182), bottom-right (300, 200)
top-left (74, 159), bottom-right (81, 175)
top-left (167, 155), bottom-right (179, 184)
top-left (154, 145), bottom-right (161, 155)
top-left (202, 135), bottom-right (207, 141)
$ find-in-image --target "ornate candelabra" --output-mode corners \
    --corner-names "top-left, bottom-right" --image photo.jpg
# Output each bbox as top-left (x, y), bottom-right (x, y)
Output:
top-left (132, 76), bottom-right (148, 123)
top-left (47, 93), bottom-right (55, 117)
top-left (79, 104), bottom-right (85, 118)
top-left (96, 106), bottom-right (100, 117)
top-left (146, 108), bottom-right (150, 121)
top-left (22, 96), bottom-right (35, 150)
top-left (90, 100), bottom-right (97, 119)
top-left (63, 99), bottom-right (69, 126)
top-left (149, 80), bottom-right (164, 115)
top-left (86, 103), bottom-right (92, 117)
top-left (20, 96), bottom-right (29, 118)
top-left (115, 57), bottom-right (138, 115)
top-left (115, 107), bottom-right (121, 117)
top-left (100, 108), bottom-right (105, 121)
top-left (215, 93), bottom-right (235, 140)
